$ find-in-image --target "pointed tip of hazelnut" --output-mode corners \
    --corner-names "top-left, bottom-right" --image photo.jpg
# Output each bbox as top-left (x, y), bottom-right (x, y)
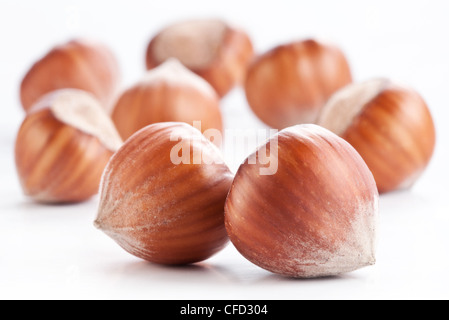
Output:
top-left (141, 59), bottom-right (218, 99)
top-left (93, 219), bottom-right (102, 230)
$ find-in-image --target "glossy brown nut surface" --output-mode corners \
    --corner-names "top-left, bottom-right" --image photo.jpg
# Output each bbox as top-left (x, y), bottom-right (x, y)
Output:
top-left (244, 39), bottom-right (352, 129)
top-left (146, 19), bottom-right (254, 98)
top-left (225, 124), bottom-right (379, 278)
top-left (15, 89), bottom-right (123, 203)
top-left (20, 39), bottom-right (121, 113)
top-left (112, 59), bottom-right (223, 141)
top-left (95, 122), bottom-right (233, 265)
top-left (318, 79), bottom-right (436, 194)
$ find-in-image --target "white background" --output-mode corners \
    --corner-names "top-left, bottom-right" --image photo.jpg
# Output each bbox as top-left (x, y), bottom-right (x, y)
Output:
top-left (1, 0), bottom-right (449, 300)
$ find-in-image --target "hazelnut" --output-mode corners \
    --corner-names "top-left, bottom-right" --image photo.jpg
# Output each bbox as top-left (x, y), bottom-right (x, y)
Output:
top-left (14, 89), bottom-right (123, 203)
top-left (146, 19), bottom-right (254, 98)
top-left (244, 39), bottom-right (352, 129)
top-left (225, 124), bottom-right (379, 278)
top-left (111, 59), bottom-right (223, 141)
top-left (318, 78), bottom-right (436, 194)
top-left (20, 38), bottom-right (121, 113)
top-left (94, 122), bottom-right (233, 265)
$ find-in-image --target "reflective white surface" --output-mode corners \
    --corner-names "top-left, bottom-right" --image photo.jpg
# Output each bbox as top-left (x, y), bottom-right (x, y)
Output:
top-left (1, 0), bottom-right (449, 300)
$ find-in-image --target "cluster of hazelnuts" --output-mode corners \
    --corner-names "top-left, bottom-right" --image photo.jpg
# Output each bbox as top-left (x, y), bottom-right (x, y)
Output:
top-left (14, 19), bottom-right (436, 278)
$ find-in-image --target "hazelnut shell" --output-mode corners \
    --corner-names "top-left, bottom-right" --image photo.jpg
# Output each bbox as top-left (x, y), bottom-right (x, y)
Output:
top-left (20, 39), bottom-right (121, 113)
top-left (95, 122), bottom-right (233, 265)
top-left (318, 79), bottom-right (436, 194)
top-left (112, 59), bottom-right (223, 141)
top-left (146, 19), bottom-right (254, 98)
top-left (225, 124), bottom-right (379, 278)
top-left (244, 39), bottom-right (352, 129)
top-left (15, 89), bottom-right (123, 203)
